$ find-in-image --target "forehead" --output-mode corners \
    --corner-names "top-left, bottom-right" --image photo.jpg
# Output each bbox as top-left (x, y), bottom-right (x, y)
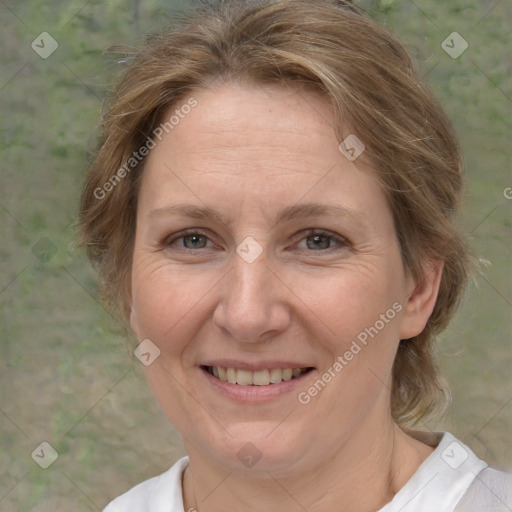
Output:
top-left (139, 81), bottom-right (389, 224)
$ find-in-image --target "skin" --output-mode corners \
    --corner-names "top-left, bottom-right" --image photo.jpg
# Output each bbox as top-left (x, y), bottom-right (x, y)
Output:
top-left (129, 81), bottom-right (443, 511)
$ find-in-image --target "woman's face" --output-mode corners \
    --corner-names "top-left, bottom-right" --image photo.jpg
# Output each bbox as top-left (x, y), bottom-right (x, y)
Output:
top-left (130, 82), bottom-right (428, 474)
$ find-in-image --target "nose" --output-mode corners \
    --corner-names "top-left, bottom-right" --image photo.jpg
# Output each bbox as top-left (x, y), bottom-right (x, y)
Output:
top-left (212, 249), bottom-right (291, 343)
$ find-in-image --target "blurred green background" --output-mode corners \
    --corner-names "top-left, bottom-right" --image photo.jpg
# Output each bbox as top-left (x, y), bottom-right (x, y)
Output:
top-left (0, 0), bottom-right (510, 510)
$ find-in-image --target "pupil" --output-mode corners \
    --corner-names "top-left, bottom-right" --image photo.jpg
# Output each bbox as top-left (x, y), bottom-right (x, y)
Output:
top-left (184, 235), bottom-right (206, 248)
top-left (308, 235), bottom-right (330, 250)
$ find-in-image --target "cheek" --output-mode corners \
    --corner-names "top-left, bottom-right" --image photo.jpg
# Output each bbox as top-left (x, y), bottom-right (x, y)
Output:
top-left (131, 253), bottom-right (212, 328)
top-left (130, 261), bottom-right (213, 430)
top-left (130, 258), bottom-right (209, 359)
top-left (289, 259), bottom-right (404, 347)
top-left (297, 272), bottom-right (404, 417)
top-left (292, 260), bottom-right (406, 413)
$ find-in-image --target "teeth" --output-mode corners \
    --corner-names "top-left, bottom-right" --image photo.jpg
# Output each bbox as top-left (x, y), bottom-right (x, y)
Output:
top-left (252, 369), bottom-right (270, 386)
top-left (218, 367), bottom-right (227, 381)
top-left (209, 366), bottom-right (307, 385)
top-left (236, 369), bottom-right (253, 386)
top-left (269, 368), bottom-right (283, 384)
top-left (226, 367), bottom-right (237, 384)
top-left (282, 368), bottom-right (293, 381)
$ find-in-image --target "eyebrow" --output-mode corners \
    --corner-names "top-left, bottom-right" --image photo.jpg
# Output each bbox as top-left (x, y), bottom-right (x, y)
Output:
top-left (148, 202), bottom-right (364, 226)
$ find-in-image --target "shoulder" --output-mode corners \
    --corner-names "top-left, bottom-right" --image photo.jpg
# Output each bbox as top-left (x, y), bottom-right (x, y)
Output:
top-left (103, 456), bottom-right (189, 512)
top-left (455, 466), bottom-right (512, 511)
top-left (379, 431), bottom-right (508, 512)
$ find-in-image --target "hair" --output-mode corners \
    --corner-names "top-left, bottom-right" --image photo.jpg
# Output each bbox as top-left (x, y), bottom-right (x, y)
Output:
top-left (79, 0), bottom-right (472, 427)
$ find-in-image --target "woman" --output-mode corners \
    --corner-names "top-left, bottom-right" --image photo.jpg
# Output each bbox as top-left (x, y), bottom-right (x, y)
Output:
top-left (79, 0), bottom-right (511, 510)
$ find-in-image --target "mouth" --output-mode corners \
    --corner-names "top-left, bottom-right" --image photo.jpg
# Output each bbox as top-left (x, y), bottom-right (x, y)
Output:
top-left (201, 365), bottom-right (314, 386)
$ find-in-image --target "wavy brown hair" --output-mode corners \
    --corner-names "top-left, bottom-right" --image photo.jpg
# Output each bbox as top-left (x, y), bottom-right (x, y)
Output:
top-left (79, 0), bottom-right (471, 427)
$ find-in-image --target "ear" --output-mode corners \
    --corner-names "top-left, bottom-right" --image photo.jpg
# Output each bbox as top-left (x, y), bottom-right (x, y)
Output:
top-left (130, 306), bottom-right (141, 339)
top-left (400, 260), bottom-right (443, 340)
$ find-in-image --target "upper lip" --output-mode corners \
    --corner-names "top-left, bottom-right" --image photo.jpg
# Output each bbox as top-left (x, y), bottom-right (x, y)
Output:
top-left (201, 360), bottom-right (314, 371)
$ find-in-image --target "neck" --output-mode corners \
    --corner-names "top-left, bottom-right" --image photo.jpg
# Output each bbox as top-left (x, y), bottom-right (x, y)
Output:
top-left (182, 415), bottom-right (434, 512)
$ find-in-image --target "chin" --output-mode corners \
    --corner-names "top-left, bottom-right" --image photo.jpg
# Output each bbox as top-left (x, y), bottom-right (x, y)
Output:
top-left (187, 420), bottom-right (317, 474)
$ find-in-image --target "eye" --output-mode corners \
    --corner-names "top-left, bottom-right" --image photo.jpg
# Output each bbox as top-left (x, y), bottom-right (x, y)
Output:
top-left (295, 229), bottom-right (349, 252)
top-left (181, 233), bottom-right (208, 249)
top-left (163, 230), bottom-right (213, 251)
top-left (161, 228), bottom-right (349, 254)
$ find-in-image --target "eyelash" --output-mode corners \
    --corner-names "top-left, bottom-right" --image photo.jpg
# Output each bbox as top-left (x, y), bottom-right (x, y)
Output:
top-left (162, 228), bottom-right (350, 254)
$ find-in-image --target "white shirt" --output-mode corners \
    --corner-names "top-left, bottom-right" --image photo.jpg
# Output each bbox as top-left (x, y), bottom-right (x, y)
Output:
top-left (104, 432), bottom-right (512, 511)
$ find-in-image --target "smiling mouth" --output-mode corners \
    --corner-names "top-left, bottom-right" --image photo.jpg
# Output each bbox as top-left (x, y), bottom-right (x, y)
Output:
top-left (201, 365), bottom-right (314, 386)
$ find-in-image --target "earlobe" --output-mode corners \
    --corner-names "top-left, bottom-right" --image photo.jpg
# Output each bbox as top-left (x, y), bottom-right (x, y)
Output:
top-left (130, 306), bottom-right (140, 338)
top-left (399, 260), bottom-right (443, 340)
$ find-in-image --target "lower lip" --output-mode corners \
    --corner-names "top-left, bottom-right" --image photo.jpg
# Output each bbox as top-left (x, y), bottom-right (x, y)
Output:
top-left (199, 367), bottom-right (315, 403)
